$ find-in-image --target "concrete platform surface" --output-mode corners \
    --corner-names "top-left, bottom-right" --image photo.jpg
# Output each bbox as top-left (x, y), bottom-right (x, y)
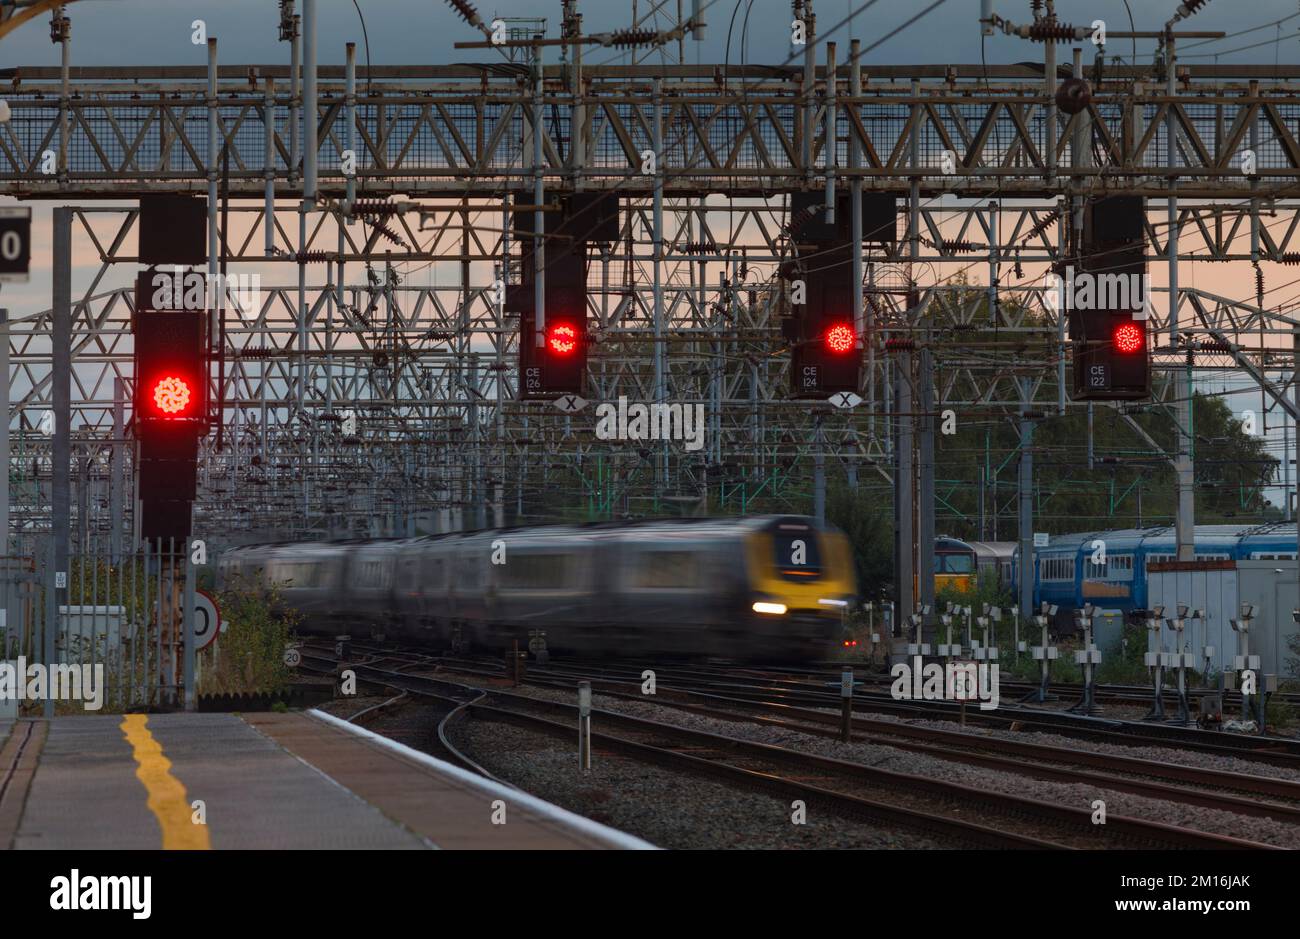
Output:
top-left (0, 710), bottom-right (652, 850)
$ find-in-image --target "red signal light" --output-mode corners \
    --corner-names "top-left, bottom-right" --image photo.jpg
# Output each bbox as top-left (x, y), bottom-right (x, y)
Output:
top-left (824, 322), bottom-right (856, 354)
top-left (152, 376), bottom-right (192, 415)
top-left (546, 322), bottom-right (579, 356)
top-left (1112, 322), bottom-right (1144, 355)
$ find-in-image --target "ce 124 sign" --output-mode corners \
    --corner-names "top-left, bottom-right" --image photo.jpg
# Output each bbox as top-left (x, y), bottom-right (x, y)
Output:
top-left (0, 207), bottom-right (32, 283)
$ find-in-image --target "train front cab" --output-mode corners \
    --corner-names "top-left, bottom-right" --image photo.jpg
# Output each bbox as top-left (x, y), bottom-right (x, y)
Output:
top-left (912, 538), bottom-right (978, 598)
top-left (744, 517), bottom-right (857, 660)
top-left (934, 537), bottom-right (977, 594)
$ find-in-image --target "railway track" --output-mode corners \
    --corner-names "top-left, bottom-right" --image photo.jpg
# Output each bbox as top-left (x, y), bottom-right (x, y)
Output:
top-left (325, 641), bottom-right (1300, 765)
top-left (472, 655), bottom-right (1300, 767)
top-left (299, 645), bottom-right (1281, 850)
top-left (404, 649), bottom-right (1300, 815)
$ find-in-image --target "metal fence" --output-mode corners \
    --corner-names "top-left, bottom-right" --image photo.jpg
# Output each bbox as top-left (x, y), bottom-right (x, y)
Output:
top-left (0, 540), bottom-right (192, 715)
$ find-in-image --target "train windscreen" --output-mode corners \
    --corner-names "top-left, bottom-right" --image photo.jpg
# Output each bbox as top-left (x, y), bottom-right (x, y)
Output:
top-left (937, 553), bottom-right (974, 574)
top-left (771, 524), bottom-right (823, 580)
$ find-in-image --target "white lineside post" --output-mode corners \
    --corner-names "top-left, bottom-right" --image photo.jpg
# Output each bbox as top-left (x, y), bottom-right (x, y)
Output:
top-left (839, 667), bottom-right (852, 742)
top-left (577, 680), bottom-right (592, 771)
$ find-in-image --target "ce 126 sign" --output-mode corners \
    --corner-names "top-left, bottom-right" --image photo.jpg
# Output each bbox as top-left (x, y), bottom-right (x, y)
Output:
top-left (0, 207), bottom-right (32, 283)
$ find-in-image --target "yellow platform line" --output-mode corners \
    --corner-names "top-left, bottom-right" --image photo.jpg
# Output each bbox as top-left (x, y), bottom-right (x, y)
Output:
top-left (119, 715), bottom-right (210, 850)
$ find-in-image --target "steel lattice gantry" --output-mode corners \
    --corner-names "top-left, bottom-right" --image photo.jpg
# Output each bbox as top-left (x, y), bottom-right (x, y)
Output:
top-left (1, 59), bottom-right (1299, 562)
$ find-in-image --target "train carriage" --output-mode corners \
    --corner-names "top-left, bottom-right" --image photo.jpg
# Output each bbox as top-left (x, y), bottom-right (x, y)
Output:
top-left (216, 514), bottom-right (858, 662)
top-left (1013, 522), bottom-right (1300, 629)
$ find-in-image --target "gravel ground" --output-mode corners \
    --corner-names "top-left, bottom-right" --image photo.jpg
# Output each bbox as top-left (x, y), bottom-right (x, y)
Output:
top-left (308, 666), bottom-right (1300, 847)
top-left (317, 694), bottom-right (400, 721)
top-left (446, 718), bottom-right (950, 849)
top-left (596, 697), bottom-right (1300, 847)
top-left (320, 687), bottom-right (948, 848)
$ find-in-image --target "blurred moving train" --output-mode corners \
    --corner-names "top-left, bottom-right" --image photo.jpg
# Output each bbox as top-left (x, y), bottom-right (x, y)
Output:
top-left (216, 515), bottom-right (858, 662)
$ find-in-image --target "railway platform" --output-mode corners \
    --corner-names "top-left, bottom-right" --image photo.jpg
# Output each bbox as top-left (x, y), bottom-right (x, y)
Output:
top-left (0, 710), bottom-right (652, 850)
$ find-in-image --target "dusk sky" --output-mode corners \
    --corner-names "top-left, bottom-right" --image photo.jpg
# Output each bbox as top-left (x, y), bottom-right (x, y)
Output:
top-left (0, 0), bottom-right (1296, 70)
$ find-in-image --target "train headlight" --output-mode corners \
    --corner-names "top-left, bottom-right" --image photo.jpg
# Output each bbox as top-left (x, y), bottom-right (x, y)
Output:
top-left (752, 601), bottom-right (788, 615)
top-left (818, 597), bottom-right (849, 608)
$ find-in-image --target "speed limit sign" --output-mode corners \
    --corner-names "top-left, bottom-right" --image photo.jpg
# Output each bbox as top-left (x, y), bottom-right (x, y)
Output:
top-left (191, 589), bottom-right (222, 652)
top-left (0, 208), bottom-right (31, 283)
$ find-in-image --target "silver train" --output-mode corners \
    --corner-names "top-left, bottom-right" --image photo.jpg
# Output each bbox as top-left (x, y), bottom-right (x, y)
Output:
top-left (215, 515), bottom-right (860, 662)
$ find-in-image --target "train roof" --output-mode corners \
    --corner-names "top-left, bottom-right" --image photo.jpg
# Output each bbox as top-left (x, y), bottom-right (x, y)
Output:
top-left (1024, 522), bottom-right (1297, 555)
top-left (969, 541), bottom-right (1016, 559)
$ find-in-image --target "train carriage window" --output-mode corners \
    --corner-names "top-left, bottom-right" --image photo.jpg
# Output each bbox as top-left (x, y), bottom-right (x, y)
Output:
top-left (269, 561), bottom-right (313, 587)
top-left (500, 552), bottom-right (574, 589)
top-left (629, 550), bottom-right (706, 589)
top-left (1041, 557), bottom-right (1075, 582)
top-left (1083, 553), bottom-right (1133, 580)
top-left (359, 558), bottom-right (392, 590)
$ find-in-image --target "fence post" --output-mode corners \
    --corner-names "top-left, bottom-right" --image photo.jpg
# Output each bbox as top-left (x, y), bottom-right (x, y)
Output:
top-left (182, 537), bottom-right (196, 711)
